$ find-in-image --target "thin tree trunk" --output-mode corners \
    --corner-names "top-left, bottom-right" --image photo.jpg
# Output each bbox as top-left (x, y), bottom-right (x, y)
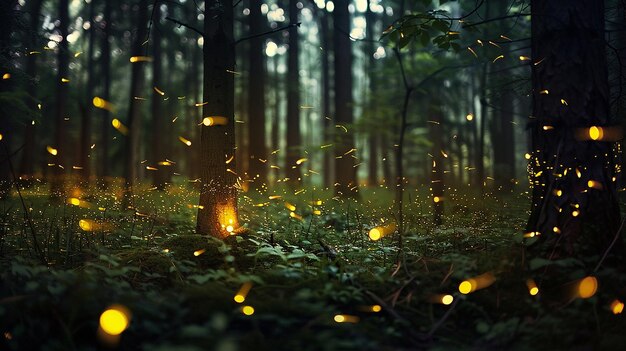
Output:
top-left (151, 4), bottom-right (165, 190)
top-left (79, 0), bottom-right (96, 186)
top-left (99, 0), bottom-right (112, 189)
top-left (430, 102), bottom-right (444, 226)
top-left (123, 0), bottom-right (149, 207)
top-left (366, 3), bottom-right (378, 186)
top-left (196, 0), bottom-right (238, 237)
top-left (333, 0), bottom-right (357, 196)
top-left (247, 0), bottom-right (267, 190)
top-left (320, 9), bottom-right (333, 188)
top-left (51, 0), bottom-right (69, 199)
top-left (286, 1), bottom-right (301, 185)
top-left (19, 0), bottom-right (43, 184)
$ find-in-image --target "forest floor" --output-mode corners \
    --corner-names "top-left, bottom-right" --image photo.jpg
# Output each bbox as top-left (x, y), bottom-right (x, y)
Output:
top-left (1, 181), bottom-right (625, 350)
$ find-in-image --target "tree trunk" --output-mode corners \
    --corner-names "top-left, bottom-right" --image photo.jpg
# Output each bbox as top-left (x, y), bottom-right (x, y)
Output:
top-left (430, 102), bottom-right (444, 226)
top-left (527, 0), bottom-right (622, 259)
top-left (79, 0), bottom-right (96, 186)
top-left (271, 54), bottom-right (281, 183)
top-left (196, 0), bottom-right (238, 238)
top-left (333, 0), bottom-right (357, 196)
top-left (285, 1), bottom-right (301, 185)
top-left (123, 0), bottom-right (149, 206)
top-left (19, 0), bottom-right (43, 184)
top-left (151, 4), bottom-right (165, 190)
top-left (320, 9), bottom-right (333, 188)
top-left (0, 0), bottom-right (18, 199)
top-left (491, 0), bottom-right (515, 192)
top-left (366, 3), bottom-right (378, 187)
top-left (99, 0), bottom-right (112, 189)
top-left (247, 0), bottom-right (267, 190)
top-left (50, 0), bottom-right (70, 199)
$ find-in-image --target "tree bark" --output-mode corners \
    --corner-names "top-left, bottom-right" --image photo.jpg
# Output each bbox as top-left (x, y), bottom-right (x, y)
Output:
top-left (247, 0), bottom-right (268, 190)
top-left (19, 0), bottom-right (43, 184)
top-left (320, 8), bottom-right (333, 188)
top-left (527, 0), bottom-right (622, 258)
top-left (366, 2), bottom-right (378, 187)
top-left (50, 0), bottom-right (70, 199)
top-left (285, 1), bottom-right (301, 185)
top-left (99, 0), bottom-right (112, 189)
top-left (123, 0), bottom-right (149, 206)
top-left (196, 0), bottom-right (238, 238)
top-left (151, 4), bottom-right (165, 190)
top-left (79, 0), bottom-right (96, 186)
top-left (333, 0), bottom-right (357, 196)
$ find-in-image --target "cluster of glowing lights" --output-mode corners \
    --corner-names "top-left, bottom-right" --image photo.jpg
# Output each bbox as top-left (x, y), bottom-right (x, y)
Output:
top-left (202, 116), bottom-right (228, 126)
top-left (99, 306), bottom-right (131, 336)
top-left (368, 222), bottom-right (396, 241)
top-left (458, 272), bottom-right (496, 295)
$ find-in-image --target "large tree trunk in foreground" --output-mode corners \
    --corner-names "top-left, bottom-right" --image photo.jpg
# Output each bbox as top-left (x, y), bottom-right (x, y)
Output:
top-left (285, 1), bottom-right (301, 185)
top-left (123, 0), bottom-right (149, 207)
top-left (526, 0), bottom-right (622, 259)
top-left (333, 0), bottom-right (357, 196)
top-left (50, 0), bottom-right (69, 199)
top-left (247, 0), bottom-right (267, 190)
top-left (196, 0), bottom-right (238, 237)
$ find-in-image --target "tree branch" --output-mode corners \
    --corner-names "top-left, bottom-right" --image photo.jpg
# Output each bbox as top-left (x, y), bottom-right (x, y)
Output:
top-left (235, 22), bottom-right (301, 45)
top-left (165, 16), bottom-right (205, 37)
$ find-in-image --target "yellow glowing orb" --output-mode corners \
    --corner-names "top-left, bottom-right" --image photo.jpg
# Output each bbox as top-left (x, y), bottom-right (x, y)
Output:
top-left (242, 306), bottom-right (255, 315)
top-left (79, 219), bottom-right (93, 231)
top-left (99, 308), bottom-right (129, 336)
top-left (466, 113), bottom-right (474, 121)
top-left (524, 153), bottom-right (531, 160)
top-left (529, 287), bottom-right (539, 296)
top-left (589, 126), bottom-right (603, 141)
top-left (47, 146), bottom-right (58, 156)
top-left (611, 300), bottom-right (624, 314)
top-left (371, 305), bottom-right (382, 312)
top-left (68, 198), bottom-right (81, 206)
top-left (459, 280), bottom-right (473, 294)
top-left (369, 228), bottom-right (381, 241)
top-left (441, 294), bottom-right (454, 305)
top-left (334, 314), bottom-right (345, 323)
top-left (226, 225), bottom-right (234, 233)
top-left (234, 294), bottom-right (245, 303)
top-left (433, 196), bottom-right (442, 203)
top-left (578, 276), bottom-right (598, 299)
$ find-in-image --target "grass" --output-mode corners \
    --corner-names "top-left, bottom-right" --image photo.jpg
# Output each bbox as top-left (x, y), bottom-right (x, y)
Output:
top-left (1, 180), bottom-right (625, 350)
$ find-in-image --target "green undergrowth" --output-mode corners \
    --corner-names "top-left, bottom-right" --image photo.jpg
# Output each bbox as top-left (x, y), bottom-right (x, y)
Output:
top-left (0, 182), bottom-right (625, 350)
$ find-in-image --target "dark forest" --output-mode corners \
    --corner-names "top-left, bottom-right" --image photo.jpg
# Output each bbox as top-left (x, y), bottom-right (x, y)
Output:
top-left (1, 0), bottom-right (626, 349)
